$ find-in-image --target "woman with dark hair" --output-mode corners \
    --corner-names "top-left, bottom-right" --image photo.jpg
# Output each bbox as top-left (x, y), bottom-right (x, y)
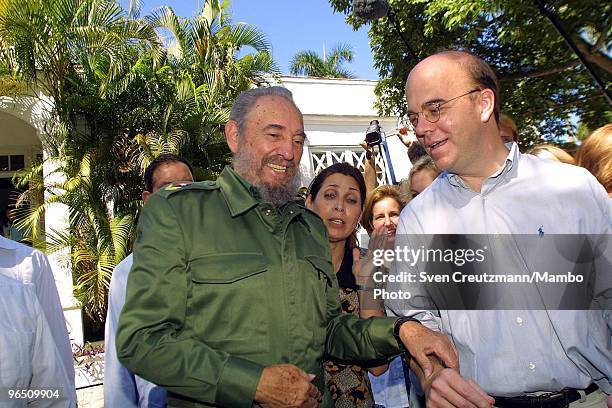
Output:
top-left (306, 162), bottom-right (376, 407)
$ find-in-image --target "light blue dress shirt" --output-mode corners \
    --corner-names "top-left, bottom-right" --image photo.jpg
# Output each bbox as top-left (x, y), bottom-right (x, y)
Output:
top-left (369, 356), bottom-right (410, 407)
top-left (387, 144), bottom-right (611, 397)
top-left (104, 254), bottom-right (167, 407)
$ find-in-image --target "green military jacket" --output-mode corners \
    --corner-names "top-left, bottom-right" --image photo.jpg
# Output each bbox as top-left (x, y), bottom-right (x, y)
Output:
top-left (117, 166), bottom-right (402, 407)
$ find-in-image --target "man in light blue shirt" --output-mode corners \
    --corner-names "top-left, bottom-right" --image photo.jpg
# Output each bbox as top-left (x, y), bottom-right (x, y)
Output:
top-left (104, 154), bottom-right (193, 407)
top-left (0, 274), bottom-right (73, 407)
top-left (387, 50), bottom-right (611, 408)
top-left (0, 234), bottom-right (77, 407)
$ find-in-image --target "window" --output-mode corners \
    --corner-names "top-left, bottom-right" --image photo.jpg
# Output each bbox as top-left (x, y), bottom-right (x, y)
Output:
top-left (10, 155), bottom-right (24, 170)
top-left (0, 155), bottom-right (26, 171)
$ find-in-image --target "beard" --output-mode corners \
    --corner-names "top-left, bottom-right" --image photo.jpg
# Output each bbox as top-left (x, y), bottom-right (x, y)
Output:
top-left (233, 149), bottom-right (301, 207)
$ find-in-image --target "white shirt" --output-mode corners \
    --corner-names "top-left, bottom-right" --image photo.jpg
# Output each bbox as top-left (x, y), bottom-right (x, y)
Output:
top-left (387, 143), bottom-right (612, 396)
top-left (0, 274), bottom-right (72, 407)
top-left (104, 254), bottom-right (166, 407)
top-left (0, 236), bottom-right (76, 405)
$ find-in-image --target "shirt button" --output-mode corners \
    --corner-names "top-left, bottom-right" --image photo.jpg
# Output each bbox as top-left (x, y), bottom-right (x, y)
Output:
top-left (289, 210), bottom-right (294, 214)
top-left (528, 362), bottom-right (536, 370)
top-left (516, 316), bottom-right (523, 325)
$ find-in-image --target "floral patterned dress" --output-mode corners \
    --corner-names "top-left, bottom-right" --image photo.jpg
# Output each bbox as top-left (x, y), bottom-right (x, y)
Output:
top-left (324, 245), bottom-right (374, 407)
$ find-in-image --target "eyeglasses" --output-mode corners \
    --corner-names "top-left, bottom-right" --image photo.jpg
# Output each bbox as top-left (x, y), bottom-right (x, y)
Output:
top-left (407, 89), bottom-right (481, 128)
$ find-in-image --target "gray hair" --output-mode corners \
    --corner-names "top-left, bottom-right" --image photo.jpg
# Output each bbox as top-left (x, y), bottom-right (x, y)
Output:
top-left (229, 86), bottom-right (298, 134)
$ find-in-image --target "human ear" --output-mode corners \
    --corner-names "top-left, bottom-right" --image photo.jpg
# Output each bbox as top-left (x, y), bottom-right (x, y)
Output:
top-left (305, 195), bottom-right (313, 210)
top-left (225, 121), bottom-right (240, 153)
top-left (479, 89), bottom-right (495, 123)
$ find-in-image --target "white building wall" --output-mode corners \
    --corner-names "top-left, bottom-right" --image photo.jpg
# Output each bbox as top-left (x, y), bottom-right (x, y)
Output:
top-left (276, 76), bottom-right (412, 185)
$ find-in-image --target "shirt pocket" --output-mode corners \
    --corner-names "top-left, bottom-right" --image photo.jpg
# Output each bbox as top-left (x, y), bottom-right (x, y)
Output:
top-left (188, 252), bottom-right (269, 355)
top-left (0, 330), bottom-right (33, 389)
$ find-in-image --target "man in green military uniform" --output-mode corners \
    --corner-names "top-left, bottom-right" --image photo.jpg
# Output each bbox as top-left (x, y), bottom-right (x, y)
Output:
top-left (117, 86), bottom-right (457, 407)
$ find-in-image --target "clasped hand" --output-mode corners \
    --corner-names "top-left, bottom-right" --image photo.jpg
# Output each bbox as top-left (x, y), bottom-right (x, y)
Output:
top-left (254, 364), bottom-right (321, 408)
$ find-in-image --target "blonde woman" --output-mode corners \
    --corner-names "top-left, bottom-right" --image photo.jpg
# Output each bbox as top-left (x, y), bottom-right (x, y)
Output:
top-left (576, 123), bottom-right (612, 195)
top-left (527, 144), bottom-right (576, 165)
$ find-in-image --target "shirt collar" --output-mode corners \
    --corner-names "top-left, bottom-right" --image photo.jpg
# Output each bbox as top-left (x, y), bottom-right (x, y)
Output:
top-left (0, 235), bottom-right (20, 250)
top-left (446, 142), bottom-right (519, 189)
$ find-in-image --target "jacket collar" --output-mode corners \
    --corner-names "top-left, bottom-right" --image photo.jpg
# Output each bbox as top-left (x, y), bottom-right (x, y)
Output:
top-left (218, 166), bottom-right (261, 217)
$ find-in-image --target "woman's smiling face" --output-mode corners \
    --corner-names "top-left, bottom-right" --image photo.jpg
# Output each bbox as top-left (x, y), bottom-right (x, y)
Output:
top-left (371, 196), bottom-right (401, 239)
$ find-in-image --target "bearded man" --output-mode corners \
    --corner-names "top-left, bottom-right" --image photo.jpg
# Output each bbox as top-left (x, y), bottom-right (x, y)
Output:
top-left (117, 86), bottom-right (457, 408)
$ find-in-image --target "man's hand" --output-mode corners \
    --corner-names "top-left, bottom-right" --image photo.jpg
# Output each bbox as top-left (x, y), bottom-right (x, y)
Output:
top-left (398, 321), bottom-right (459, 377)
top-left (397, 128), bottom-right (415, 148)
top-left (424, 368), bottom-right (495, 408)
top-left (254, 364), bottom-right (321, 407)
top-left (607, 393), bottom-right (611, 408)
top-left (360, 140), bottom-right (374, 155)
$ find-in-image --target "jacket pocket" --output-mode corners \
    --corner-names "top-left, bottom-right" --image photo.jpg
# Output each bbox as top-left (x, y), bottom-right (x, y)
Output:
top-left (191, 252), bottom-right (267, 283)
top-left (188, 252), bottom-right (269, 355)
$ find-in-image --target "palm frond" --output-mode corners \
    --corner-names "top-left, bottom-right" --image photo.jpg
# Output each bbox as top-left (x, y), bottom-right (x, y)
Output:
top-left (327, 42), bottom-right (354, 67)
top-left (226, 23), bottom-right (270, 52)
top-left (127, 0), bottom-right (142, 19)
top-left (147, 6), bottom-right (190, 62)
top-left (290, 50), bottom-right (326, 77)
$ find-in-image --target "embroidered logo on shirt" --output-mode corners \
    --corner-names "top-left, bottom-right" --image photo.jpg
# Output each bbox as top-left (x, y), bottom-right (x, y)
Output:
top-left (538, 226), bottom-right (545, 237)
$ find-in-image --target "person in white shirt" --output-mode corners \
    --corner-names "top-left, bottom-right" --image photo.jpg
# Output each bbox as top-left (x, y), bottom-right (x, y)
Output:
top-left (0, 234), bottom-right (76, 406)
top-left (0, 273), bottom-right (73, 407)
top-left (387, 50), bottom-right (611, 408)
top-left (104, 153), bottom-right (193, 407)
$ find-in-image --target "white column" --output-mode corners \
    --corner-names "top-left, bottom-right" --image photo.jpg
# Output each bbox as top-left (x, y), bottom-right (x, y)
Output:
top-left (31, 94), bottom-right (83, 347)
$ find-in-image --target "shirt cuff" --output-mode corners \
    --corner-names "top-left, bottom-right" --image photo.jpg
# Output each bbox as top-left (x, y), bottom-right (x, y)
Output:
top-left (216, 355), bottom-right (264, 408)
top-left (368, 316), bottom-right (406, 357)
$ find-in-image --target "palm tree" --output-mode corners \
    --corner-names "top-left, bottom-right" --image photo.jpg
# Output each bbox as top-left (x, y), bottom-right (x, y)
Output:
top-left (0, 0), bottom-right (162, 131)
top-left (14, 152), bottom-right (134, 318)
top-left (144, 1), bottom-right (278, 174)
top-left (150, 2), bottom-right (277, 90)
top-left (0, 0), bottom-right (161, 319)
top-left (290, 43), bottom-right (355, 78)
top-left (0, 0), bottom-right (278, 320)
